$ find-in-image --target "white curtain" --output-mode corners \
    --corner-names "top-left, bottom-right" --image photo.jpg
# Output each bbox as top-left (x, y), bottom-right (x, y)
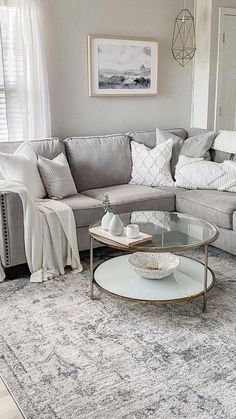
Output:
top-left (0, 0), bottom-right (51, 141)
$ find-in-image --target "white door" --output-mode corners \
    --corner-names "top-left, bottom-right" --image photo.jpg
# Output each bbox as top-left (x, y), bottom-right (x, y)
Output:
top-left (215, 8), bottom-right (236, 130)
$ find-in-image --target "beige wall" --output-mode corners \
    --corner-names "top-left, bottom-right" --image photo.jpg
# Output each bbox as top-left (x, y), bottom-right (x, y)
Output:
top-left (39, 0), bottom-right (194, 139)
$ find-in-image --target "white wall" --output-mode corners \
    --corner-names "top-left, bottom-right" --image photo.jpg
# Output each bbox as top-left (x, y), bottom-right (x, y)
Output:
top-left (39, 0), bottom-right (194, 139)
top-left (191, 0), bottom-right (212, 128)
top-left (208, 0), bottom-right (236, 129)
top-left (192, 0), bottom-right (236, 129)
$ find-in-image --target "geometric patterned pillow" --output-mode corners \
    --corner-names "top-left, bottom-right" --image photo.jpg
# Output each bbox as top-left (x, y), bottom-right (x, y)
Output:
top-left (130, 139), bottom-right (174, 187)
top-left (38, 153), bottom-right (77, 199)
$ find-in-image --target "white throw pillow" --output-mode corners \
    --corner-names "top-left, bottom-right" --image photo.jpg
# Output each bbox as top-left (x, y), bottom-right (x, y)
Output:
top-left (0, 142), bottom-right (46, 198)
top-left (130, 139), bottom-right (174, 187)
top-left (212, 130), bottom-right (236, 154)
top-left (175, 155), bottom-right (236, 192)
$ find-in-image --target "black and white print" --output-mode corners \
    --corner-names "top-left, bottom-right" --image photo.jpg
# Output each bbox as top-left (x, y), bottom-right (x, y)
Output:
top-left (98, 44), bottom-right (151, 90)
top-left (88, 36), bottom-right (158, 96)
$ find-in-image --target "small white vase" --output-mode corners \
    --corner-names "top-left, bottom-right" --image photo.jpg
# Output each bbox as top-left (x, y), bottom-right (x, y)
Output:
top-left (101, 211), bottom-right (113, 230)
top-left (108, 214), bottom-right (124, 236)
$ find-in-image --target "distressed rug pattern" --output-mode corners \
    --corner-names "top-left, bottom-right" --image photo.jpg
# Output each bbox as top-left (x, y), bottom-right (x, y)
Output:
top-left (0, 247), bottom-right (236, 419)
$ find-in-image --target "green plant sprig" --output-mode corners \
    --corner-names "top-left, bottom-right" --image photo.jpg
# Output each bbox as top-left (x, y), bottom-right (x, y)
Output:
top-left (103, 193), bottom-right (113, 213)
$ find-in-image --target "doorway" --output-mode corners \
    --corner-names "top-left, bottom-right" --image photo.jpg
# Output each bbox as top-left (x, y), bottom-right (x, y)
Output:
top-left (215, 8), bottom-right (236, 131)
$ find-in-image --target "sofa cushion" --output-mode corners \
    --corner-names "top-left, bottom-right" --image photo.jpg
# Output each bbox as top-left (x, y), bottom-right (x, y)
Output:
top-left (0, 138), bottom-right (65, 180)
top-left (0, 138), bottom-right (65, 158)
top-left (210, 149), bottom-right (232, 163)
top-left (83, 184), bottom-right (175, 213)
top-left (64, 135), bottom-right (131, 192)
top-left (60, 194), bottom-right (104, 228)
top-left (127, 128), bottom-right (187, 148)
top-left (188, 127), bottom-right (210, 138)
top-left (176, 190), bottom-right (236, 229)
top-left (31, 138), bottom-right (66, 159)
top-left (158, 186), bottom-right (187, 196)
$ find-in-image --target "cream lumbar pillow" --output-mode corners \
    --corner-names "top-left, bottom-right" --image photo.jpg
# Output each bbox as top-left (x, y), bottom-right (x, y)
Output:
top-left (130, 139), bottom-right (174, 187)
top-left (38, 153), bottom-right (77, 199)
top-left (211, 130), bottom-right (236, 154)
top-left (175, 155), bottom-right (236, 192)
top-left (0, 142), bottom-right (46, 198)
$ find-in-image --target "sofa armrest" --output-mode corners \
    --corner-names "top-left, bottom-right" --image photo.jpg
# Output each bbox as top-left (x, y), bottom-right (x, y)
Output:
top-left (0, 192), bottom-right (26, 268)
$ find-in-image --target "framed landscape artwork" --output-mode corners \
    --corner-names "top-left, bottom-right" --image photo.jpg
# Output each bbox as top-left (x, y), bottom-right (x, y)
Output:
top-left (88, 35), bottom-right (158, 96)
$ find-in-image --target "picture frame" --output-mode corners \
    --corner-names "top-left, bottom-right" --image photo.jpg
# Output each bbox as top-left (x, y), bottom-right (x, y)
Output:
top-left (88, 35), bottom-right (158, 96)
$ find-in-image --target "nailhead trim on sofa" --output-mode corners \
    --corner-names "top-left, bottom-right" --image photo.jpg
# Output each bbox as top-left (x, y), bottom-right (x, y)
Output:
top-left (0, 192), bottom-right (10, 267)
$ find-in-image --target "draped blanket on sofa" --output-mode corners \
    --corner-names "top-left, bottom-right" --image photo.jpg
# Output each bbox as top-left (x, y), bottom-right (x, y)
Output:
top-left (0, 181), bottom-right (83, 282)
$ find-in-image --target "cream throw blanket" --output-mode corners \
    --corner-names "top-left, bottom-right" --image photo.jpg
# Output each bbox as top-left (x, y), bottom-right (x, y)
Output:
top-left (0, 181), bottom-right (83, 282)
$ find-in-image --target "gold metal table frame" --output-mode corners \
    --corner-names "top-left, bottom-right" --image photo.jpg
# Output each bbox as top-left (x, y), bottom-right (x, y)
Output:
top-left (89, 213), bottom-right (219, 313)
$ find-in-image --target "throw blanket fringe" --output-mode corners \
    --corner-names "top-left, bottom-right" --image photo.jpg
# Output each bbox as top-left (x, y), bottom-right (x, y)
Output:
top-left (0, 181), bottom-right (83, 282)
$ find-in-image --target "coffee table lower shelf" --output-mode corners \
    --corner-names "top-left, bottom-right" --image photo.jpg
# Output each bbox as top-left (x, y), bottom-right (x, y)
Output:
top-left (92, 255), bottom-right (214, 304)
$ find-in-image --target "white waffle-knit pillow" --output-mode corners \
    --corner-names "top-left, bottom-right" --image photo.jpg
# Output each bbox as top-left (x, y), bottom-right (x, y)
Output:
top-left (175, 155), bottom-right (236, 192)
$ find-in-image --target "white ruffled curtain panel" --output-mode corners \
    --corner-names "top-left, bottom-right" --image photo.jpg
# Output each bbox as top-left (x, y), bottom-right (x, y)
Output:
top-left (0, 0), bottom-right (51, 141)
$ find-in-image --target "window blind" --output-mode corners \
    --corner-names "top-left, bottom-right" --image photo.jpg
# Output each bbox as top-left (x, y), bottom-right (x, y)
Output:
top-left (0, 3), bottom-right (25, 141)
top-left (0, 31), bottom-right (8, 141)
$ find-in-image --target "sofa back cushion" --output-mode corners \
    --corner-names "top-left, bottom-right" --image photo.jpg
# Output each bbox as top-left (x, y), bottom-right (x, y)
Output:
top-left (0, 138), bottom-right (65, 180)
top-left (31, 138), bottom-right (66, 159)
top-left (188, 127), bottom-right (210, 138)
top-left (210, 149), bottom-right (232, 163)
top-left (64, 135), bottom-right (132, 192)
top-left (0, 138), bottom-right (65, 158)
top-left (127, 128), bottom-right (188, 148)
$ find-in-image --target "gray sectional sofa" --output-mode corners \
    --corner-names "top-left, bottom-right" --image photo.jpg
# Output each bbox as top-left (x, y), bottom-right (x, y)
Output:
top-left (1, 127), bottom-right (236, 275)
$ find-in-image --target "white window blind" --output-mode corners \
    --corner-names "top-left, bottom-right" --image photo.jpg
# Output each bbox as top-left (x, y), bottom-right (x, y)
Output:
top-left (0, 4), bottom-right (25, 141)
top-left (0, 29), bottom-right (8, 141)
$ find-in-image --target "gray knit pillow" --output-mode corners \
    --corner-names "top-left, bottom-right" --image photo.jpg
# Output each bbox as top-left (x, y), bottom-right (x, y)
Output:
top-left (38, 153), bottom-right (77, 199)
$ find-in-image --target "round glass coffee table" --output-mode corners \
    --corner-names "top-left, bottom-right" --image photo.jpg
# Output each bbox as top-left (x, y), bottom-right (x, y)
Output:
top-left (89, 211), bottom-right (219, 312)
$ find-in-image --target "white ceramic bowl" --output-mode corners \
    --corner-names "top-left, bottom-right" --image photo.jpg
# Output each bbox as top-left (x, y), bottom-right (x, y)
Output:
top-left (128, 252), bottom-right (180, 279)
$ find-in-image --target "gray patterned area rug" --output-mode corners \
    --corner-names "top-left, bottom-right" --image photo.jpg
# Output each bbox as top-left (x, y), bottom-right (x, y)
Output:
top-left (0, 247), bottom-right (236, 419)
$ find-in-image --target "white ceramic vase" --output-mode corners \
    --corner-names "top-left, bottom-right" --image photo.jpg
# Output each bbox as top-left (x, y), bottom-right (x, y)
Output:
top-left (108, 214), bottom-right (124, 236)
top-left (101, 211), bottom-right (113, 230)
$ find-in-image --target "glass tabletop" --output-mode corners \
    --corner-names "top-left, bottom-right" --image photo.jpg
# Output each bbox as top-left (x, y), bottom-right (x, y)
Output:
top-left (90, 211), bottom-right (219, 251)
